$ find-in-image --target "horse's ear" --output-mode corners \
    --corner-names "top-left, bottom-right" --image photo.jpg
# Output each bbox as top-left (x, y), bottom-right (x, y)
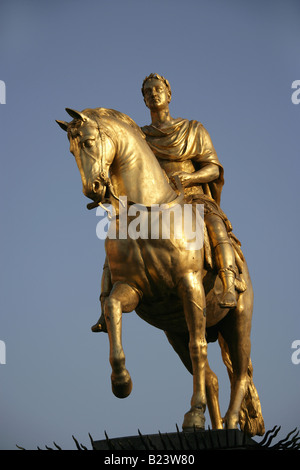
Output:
top-left (56, 120), bottom-right (69, 131)
top-left (65, 108), bottom-right (86, 121)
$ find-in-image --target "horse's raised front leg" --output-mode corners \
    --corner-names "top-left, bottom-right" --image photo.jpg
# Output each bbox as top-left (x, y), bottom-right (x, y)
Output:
top-left (177, 272), bottom-right (207, 430)
top-left (104, 282), bottom-right (140, 398)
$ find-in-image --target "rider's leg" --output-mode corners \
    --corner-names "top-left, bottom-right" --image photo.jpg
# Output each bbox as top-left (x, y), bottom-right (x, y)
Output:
top-left (205, 213), bottom-right (237, 308)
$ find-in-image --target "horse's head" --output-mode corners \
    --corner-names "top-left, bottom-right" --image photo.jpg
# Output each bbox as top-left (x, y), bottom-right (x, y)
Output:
top-left (57, 107), bottom-right (177, 209)
top-left (56, 108), bottom-right (115, 206)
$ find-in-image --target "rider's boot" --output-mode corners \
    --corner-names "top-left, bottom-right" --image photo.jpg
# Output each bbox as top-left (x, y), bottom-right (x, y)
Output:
top-left (218, 267), bottom-right (237, 308)
top-left (205, 214), bottom-right (238, 308)
top-left (214, 242), bottom-right (238, 309)
top-left (91, 312), bottom-right (107, 332)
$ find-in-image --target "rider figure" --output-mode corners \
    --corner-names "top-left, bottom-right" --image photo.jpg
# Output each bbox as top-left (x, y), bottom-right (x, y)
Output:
top-left (92, 73), bottom-right (244, 332)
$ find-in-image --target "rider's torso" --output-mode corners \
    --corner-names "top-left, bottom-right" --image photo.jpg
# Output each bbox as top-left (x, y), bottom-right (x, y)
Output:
top-left (157, 158), bottom-right (194, 175)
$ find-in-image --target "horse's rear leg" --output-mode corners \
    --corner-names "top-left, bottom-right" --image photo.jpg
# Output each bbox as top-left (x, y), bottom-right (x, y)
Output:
top-left (165, 331), bottom-right (223, 429)
top-left (220, 305), bottom-right (252, 429)
top-left (104, 282), bottom-right (140, 398)
top-left (205, 361), bottom-right (223, 429)
top-left (177, 272), bottom-right (207, 430)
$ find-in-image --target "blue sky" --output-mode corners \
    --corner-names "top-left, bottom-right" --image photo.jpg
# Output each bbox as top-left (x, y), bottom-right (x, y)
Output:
top-left (0, 0), bottom-right (299, 449)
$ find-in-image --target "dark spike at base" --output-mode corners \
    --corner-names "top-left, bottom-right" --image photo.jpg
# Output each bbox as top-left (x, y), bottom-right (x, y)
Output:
top-left (16, 425), bottom-right (300, 450)
top-left (92, 426), bottom-right (300, 451)
top-left (93, 428), bottom-right (254, 451)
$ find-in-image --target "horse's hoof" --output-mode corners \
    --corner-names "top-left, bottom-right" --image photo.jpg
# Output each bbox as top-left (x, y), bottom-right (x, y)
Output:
top-left (223, 412), bottom-right (239, 429)
top-left (182, 406), bottom-right (205, 431)
top-left (111, 371), bottom-right (132, 398)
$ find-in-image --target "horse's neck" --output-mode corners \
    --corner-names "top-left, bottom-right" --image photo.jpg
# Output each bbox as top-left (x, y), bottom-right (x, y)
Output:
top-left (109, 123), bottom-right (177, 206)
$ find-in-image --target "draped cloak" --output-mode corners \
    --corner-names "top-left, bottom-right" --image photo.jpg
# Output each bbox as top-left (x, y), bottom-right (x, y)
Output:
top-left (141, 118), bottom-right (224, 206)
top-left (141, 118), bottom-right (245, 275)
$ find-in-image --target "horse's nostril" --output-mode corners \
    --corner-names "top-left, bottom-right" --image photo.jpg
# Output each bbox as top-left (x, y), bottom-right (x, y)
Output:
top-left (93, 181), bottom-right (100, 193)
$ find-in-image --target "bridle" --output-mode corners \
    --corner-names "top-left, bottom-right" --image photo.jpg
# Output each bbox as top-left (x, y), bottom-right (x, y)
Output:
top-left (83, 123), bottom-right (125, 216)
top-left (78, 118), bottom-right (185, 217)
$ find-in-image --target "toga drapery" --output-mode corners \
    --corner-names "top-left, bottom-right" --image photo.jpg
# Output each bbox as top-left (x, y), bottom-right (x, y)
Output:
top-left (141, 118), bottom-right (245, 272)
top-left (141, 118), bottom-right (224, 206)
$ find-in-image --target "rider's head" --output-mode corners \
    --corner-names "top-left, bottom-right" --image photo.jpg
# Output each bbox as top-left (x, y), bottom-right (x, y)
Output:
top-left (141, 73), bottom-right (172, 109)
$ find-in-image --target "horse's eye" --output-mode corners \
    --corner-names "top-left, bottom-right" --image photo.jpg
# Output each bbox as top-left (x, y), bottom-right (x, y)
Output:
top-left (83, 139), bottom-right (95, 148)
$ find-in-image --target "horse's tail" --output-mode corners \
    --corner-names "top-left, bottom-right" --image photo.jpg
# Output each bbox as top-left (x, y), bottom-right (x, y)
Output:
top-left (218, 334), bottom-right (265, 437)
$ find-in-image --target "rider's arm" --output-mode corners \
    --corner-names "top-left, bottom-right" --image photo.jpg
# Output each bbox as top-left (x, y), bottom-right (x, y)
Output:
top-left (191, 162), bottom-right (219, 184)
top-left (174, 162), bottom-right (219, 188)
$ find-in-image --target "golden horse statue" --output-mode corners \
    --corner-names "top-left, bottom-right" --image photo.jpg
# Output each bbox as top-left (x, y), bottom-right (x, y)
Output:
top-left (56, 107), bottom-right (264, 435)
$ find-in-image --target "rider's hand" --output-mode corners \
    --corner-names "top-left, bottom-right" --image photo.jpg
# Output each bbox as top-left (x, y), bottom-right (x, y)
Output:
top-left (171, 171), bottom-right (194, 188)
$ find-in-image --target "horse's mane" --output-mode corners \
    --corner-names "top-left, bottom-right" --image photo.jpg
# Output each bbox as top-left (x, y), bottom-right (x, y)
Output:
top-left (82, 107), bottom-right (146, 140)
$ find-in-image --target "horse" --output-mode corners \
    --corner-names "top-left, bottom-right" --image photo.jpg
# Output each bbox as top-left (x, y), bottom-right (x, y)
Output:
top-left (56, 107), bottom-right (264, 435)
